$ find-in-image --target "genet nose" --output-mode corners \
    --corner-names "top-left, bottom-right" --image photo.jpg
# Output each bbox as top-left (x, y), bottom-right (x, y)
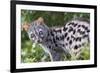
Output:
top-left (37, 39), bottom-right (42, 43)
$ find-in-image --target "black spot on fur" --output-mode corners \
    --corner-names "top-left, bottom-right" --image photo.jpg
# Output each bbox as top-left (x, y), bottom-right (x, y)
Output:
top-left (87, 29), bottom-right (90, 32)
top-left (83, 35), bottom-right (88, 38)
top-left (77, 29), bottom-right (81, 32)
top-left (68, 22), bottom-right (74, 25)
top-left (79, 37), bottom-right (81, 41)
top-left (78, 25), bottom-right (81, 28)
top-left (68, 27), bottom-right (73, 32)
top-left (60, 35), bottom-right (64, 40)
top-left (62, 44), bottom-right (65, 47)
top-left (63, 27), bottom-right (68, 31)
top-left (67, 37), bottom-right (70, 41)
top-left (82, 25), bottom-right (85, 28)
top-left (75, 38), bottom-right (78, 41)
top-left (47, 32), bottom-right (50, 36)
top-left (50, 31), bottom-right (54, 36)
top-left (48, 46), bottom-right (51, 49)
top-left (74, 45), bottom-right (78, 49)
top-left (56, 36), bottom-right (60, 40)
top-left (66, 43), bottom-right (68, 45)
top-left (75, 37), bottom-right (81, 41)
top-left (81, 25), bottom-right (90, 33)
top-left (82, 25), bottom-right (89, 30)
top-left (73, 23), bottom-right (77, 27)
top-left (53, 38), bottom-right (56, 43)
top-left (85, 27), bottom-right (88, 30)
top-left (69, 40), bottom-right (72, 45)
top-left (71, 35), bottom-right (75, 40)
top-left (55, 43), bottom-right (58, 47)
top-left (46, 38), bottom-right (52, 42)
top-left (80, 31), bottom-right (85, 34)
top-left (65, 33), bottom-right (68, 37)
top-left (73, 30), bottom-right (76, 34)
top-left (57, 29), bottom-right (62, 33)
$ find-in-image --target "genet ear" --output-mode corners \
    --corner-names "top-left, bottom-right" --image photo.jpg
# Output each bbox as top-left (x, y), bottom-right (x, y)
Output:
top-left (22, 22), bottom-right (30, 31)
top-left (22, 17), bottom-right (44, 31)
top-left (36, 17), bottom-right (44, 25)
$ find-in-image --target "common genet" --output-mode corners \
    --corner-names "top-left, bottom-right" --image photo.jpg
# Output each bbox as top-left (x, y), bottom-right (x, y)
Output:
top-left (23, 17), bottom-right (90, 61)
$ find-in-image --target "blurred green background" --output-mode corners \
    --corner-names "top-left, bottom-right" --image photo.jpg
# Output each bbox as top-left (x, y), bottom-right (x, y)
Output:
top-left (21, 10), bottom-right (90, 63)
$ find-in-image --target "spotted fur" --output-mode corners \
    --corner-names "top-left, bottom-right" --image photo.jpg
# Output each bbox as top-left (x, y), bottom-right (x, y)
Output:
top-left (27, 18), bottom-right (90, 61)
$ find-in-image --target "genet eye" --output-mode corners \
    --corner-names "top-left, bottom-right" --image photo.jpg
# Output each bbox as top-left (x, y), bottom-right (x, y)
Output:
top-left (39, 31), bottom-right (44, 37)
top-left (39, 31), bottom-right (43, 34)
top-left (31, 34), bottom-right (35, 38)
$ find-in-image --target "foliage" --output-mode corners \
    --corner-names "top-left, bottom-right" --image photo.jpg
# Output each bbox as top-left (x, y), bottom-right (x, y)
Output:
top-left (21, 10), bottom-right (90, 63)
